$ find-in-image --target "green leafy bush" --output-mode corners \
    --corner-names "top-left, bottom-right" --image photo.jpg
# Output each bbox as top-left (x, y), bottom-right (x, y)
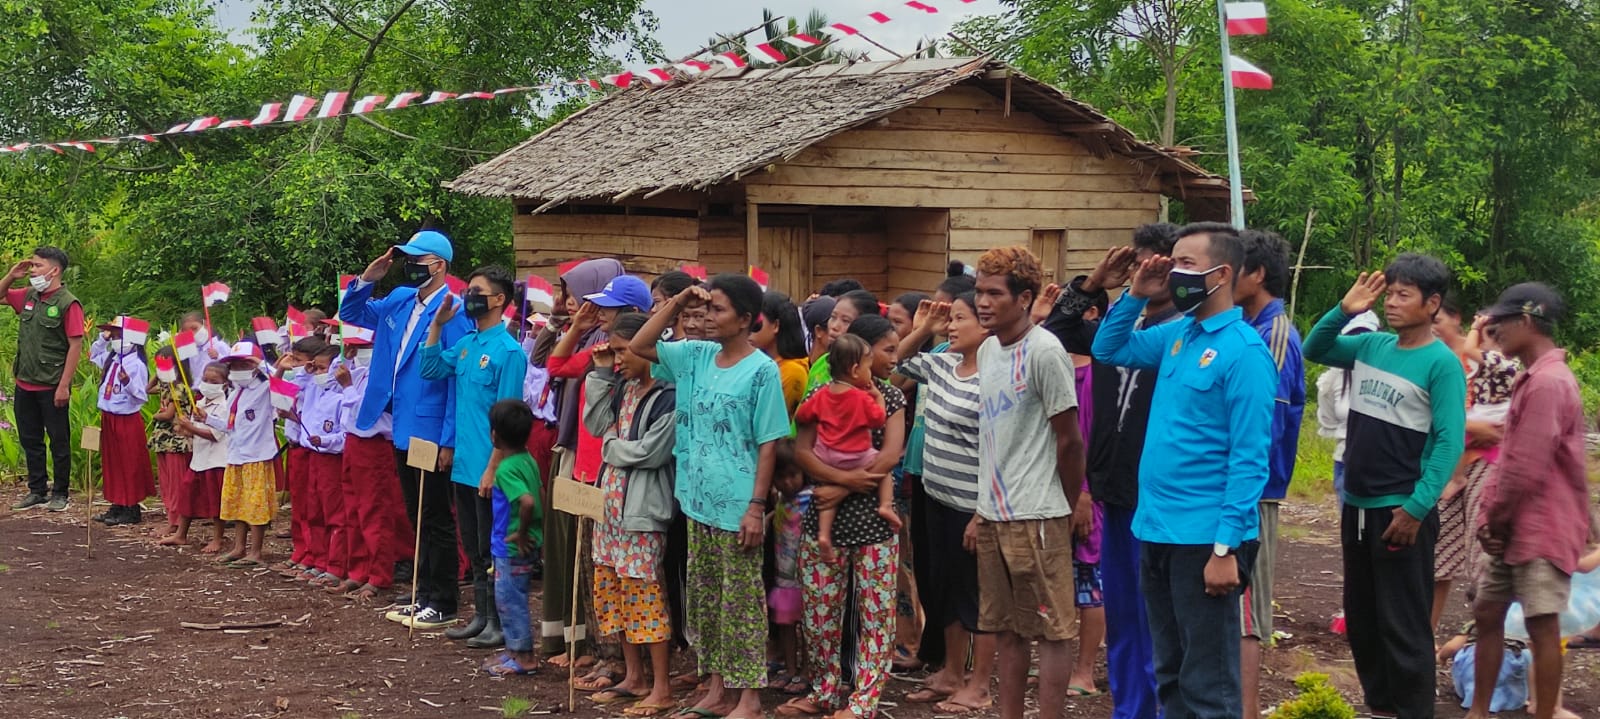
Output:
top-left (1269, 673), bottom-right (1355, 719)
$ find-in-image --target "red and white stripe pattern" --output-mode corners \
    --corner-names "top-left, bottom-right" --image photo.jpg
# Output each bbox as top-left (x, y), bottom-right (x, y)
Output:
top-left (526, 275), bottom-right (556, 310)
top-left (173, 330), bottom-right (198, 361)
top-left (285, 94), bottom-right (318, 122)
top-left (387, 92), bottom-right (423, 110)
top-left (602, 72), bottom-right (635, 88)
top-left (154, 355), bottom-right (178, 383)
top-left (252, 102), bottom-right (283, 125)
top-left (203, 282), bottom-right (231, 306)
top-left (675, 60), bottom-right (712, 75)
top-left (106, 316), bottom-right (151, 346)
top-left (825, 22), bottom-right (861, 37)
top-left (642, 68), bottom-right (674, 85)
top-left (1229, 56), bottom-right (1273, 90)
top-left (783, 33), bottom-right (824, 49)
top-left (251, 317), bottom-right (283, 346)
top-left (421, 91), bottom-right (457, 104)
top-left (1225, 2), bottom-right (1269, 35)
top-left (904, 1), bottom-right (939, 12)
top-left (867, 11), bottom-right (892, 24)
top-left (185, 117), bottom-right (221, 132)
top-left (712, 52), bottom-right (748, 69)
top-left (753, 43), bottom-right (787, 63)
top-left (269, 377), bottom-right (299, 411)
top-left (351, 95), bottom-right (385, 114)
top-left (316, 91), bottom-right (349, 119)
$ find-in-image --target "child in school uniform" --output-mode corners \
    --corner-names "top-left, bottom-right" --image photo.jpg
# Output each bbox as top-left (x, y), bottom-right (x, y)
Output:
top-left (179, 311), bottom-right (229, 386)
top-left (332, 326), bottom-right (404, 600)
top-left (205, 341), bottom-right (278, 566)
top-left (482, 399), bottom-right (544, 677)
top-left (90, 316), bottom-right (156, 526)
top-left (296, 341), bottom-right (347, 588)
top-left (150, 346), bottom-right (195, 543)
top-left (173, 362), bottom-right (230, 553)
top-left (271, 336), bottom-right (328, 580)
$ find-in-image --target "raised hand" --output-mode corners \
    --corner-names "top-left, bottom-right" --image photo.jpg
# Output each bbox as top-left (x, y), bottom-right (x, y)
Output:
top-left (571, 301), bottom-right (602, 333)
top-left (431, 294), bottom-right (458, 328)
top-left (7, 260), bottom-right (31, 281)
top-left (333, 364), bottom-right (352, 388)
top-left (676, 285), bottom-right (712, 308)
top-left (360, 248), bottom-right (396, 283)
top-left (1085, 246), bottom-right (1139, 292)
top-left (917, 300), bottom-right (951, 336)
top-left (1031, 283), bottom-right (1060, 325)
top-left (1129, 255), bottom-right (1175, 299)
top-left (590, 343), bottom-right (616, 369)
top-left (1340, 271), bottom-right (1387, 315)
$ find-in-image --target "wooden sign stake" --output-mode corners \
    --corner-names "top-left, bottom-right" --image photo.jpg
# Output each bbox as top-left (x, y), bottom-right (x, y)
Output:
top-left (80, 427), bottom-right (101, 558)
top-left (550, 449), bottom-right (603, 711)
top-left (404, 438), bottom-right (440, 640)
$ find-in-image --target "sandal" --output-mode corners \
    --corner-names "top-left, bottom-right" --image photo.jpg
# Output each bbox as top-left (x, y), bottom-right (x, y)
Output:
top-left (485, 655), bottom-right (537, 677)
top-left (625, 702), bottom-right (678, 717)
top-left (591, 688), bottom-right (644, 705)
top-left (904, 688), bottom-right (948, 704)
top-left (775, 698), bottom-right (825, 718)
top-left (573, 666), bottom-right (621, 692)
top-left (1066, 685), bottom-right (1102, 697)
top-left (782, 676), bottom-right (810, 696)
top-left (1567, 634), bottom-right (1600, 649)
top-left (228, 558), bottom-right (263, 568)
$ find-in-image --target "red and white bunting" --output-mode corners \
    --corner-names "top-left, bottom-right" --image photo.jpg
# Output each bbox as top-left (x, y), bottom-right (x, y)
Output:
top-left (421, 91), bottom-right (457, 104)
top-left (712, 52), bottom-right (748, 69)
top-left (316, 91), bottom-right (349, 119)
top-left (184, 117), bottom-right (221, 132)
top-left (904, 1), bottom-right (939, 12)
top-left (65, 142), bottom-right (95, 152)
top-left (753, 43), bottom-right (787, 63)
top-left (165, 123), bottom-right (190, 134)
top-left (1225, 2), bottom-right (1269, 35)
top-left (351, 95), bottom-right (385, 114)
top-left (387, 92), bottom-right (423, 110)
top-left (675, 60), bottom-right (711, 75)
top-left (1228, 55), bottom-right (1273, 90)
top-left (285, 94), bottom-right (318, 122)
top-left (457, 91), bottom-right (496, 100)
top-left (867, 11), bottom-right (892, 24)
top-left (602, 72), bottom-right (635, 88)
top-left (642, 68), bottom-right (674, 85)
top-left (783, 33), bottom-right (824, 49)
top-left (825, 22), bottom-right (860, 37)
top-left (252, 102), bottom-right (283, 125)
top-left (216, 119), bottom-right (251, 129)
top-left (132, 134), bottom-right (157, 143)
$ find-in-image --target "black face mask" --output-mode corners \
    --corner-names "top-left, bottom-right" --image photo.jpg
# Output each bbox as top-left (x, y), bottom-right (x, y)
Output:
top-left (1168, 266), bottom-right (1222, 314)
top-left (400, 261), bottom-right (433, 287)
top-left (462, 289), bottom-right (494, 318)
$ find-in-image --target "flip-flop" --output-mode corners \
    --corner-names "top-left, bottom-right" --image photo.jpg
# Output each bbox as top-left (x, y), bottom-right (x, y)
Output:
top-left (933, 699), bottom-right (992, 714)
top-left (672, 708), bottom-right (724, 719)
top-left (624, 701), bottom-right (678, 717)
top-left (591, 688), bottom-right (645, 705)
top-left (774, 698), bottom-right (825, 718)
top-left (482, 651), bottom-right (514, 671)
top-left (485, 655), bottom-right (537, 677)
top-left (228, 558), bottom-right (263, 568)
top-left (1567, 635), bottom-right (1600, 649)
top-left (215, 555), bottom-right (245, 565)
top-left (573, 667), bottom-right (621, 692)
top-left (782, 676), bottom-right (810, 696)
top-left (1066, 686), bottom-right (1102, 697)
top-left (904, 688), bottom-right (948, 703)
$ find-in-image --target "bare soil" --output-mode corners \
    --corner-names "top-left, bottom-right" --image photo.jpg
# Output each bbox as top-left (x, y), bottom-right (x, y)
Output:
top-left (1, 496), bottom-right (1596, 718)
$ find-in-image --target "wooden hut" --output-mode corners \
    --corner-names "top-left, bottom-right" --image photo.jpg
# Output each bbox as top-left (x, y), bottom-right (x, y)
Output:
top-left (445, 58), bottom-right (1248, 298)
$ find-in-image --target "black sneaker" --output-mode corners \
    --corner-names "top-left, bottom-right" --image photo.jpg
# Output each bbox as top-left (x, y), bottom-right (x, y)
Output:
top-left (11, 493), bottom-right (47, 510)
top-left (404, 606), bottom-right (457, 630)
top-left (46, 495), bottom-right (68, 512)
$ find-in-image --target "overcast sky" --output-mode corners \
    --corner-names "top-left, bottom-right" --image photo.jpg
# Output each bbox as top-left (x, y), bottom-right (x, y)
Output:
top-left (212, 0), bottom-right (1009, 60)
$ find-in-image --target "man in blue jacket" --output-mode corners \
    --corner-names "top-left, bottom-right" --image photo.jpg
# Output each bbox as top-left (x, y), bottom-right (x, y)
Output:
top-left (341, 230), bottom-right (473, 630)
top-left (1234, 230), bottom-right (1306, 718)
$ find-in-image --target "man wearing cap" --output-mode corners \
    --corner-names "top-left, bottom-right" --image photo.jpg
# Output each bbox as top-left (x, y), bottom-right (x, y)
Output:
top-left (1465, 284), bottom-right (1587, 719)
top-left (5, 246), bottom-right (84, 512)
top-left (341, 230), bottom-right (473, 630)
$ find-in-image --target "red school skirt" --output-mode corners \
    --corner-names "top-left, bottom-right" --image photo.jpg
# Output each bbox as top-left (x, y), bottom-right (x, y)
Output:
top-left (171, 466), bottom-right (223, 520)
top-left (100, 411), bottom-right (156, 506)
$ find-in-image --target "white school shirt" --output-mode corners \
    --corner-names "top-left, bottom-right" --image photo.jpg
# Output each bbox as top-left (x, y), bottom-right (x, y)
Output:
top-left (89, 338), bottom-right (149, 415)
top-left (204, 373), bottom-right (279, 464)
top-left (189, 393), bottom-right (231, 472)
top-left (298, 378), bottom-right (346, 454)
top-left (340, 362), bottom-right (394, 439)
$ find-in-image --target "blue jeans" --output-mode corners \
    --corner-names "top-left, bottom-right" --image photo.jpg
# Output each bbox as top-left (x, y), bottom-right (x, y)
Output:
top-left (1102, 505), bottom-right (1158, 719)
top-left (1141, 541), bottom-right (1258, 719)
top-left (1333, 461), bottom-right (1346, 509)
top-left (495, 555), bottom-right (536, 653)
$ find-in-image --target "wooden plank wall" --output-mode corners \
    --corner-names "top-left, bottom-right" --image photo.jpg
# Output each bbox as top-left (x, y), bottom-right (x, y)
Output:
top-left (885, 208), bottom-right (949, 299)
top-left (812, 210), bottom-right (888, 296)
top-left (742, 84), bottom-right (1161, 281)
top-left (698, 216), bottom-right (746, 276)
top-left (513, 211), bottom-right (699, 285)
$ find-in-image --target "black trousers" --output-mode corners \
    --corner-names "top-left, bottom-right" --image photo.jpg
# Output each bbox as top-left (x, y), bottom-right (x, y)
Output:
top-left (452, 482), bottom-right (493, 595)
top-left (15, 385), bottom-right (70, 497)
top-left (1342, 504), bottom-right (1439, 719)
top-left (395, 449), bottom-right (459, 614)
top-left (1142, 541), bottom-right (1259, 719)
top-left (910, 476), bottom-right (948, 666)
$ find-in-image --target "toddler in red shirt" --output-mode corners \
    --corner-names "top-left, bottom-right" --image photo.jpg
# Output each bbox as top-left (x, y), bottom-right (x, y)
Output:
top-left (793, 333), bottom-right (895, 560)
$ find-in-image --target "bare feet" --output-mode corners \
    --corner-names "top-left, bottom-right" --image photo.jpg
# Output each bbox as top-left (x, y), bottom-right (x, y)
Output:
top-left (819, 536), bottom-right (837, 563)
top-left (158, 534), bottom-right (187, 546)
top-left (877, 503), bottom-right (902, 531)
top-left (199, 540), bottom-right (225, 554)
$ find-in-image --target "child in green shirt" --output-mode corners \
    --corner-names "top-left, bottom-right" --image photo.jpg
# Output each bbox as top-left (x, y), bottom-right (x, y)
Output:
top-left (482, 399), bottom-right (543, 676)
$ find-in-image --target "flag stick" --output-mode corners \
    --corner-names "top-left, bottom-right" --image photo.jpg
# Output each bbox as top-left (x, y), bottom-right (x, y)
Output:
top-left (202, 288), bottom-right (215, 338)
top-left (171, 350), bottom-right (199, 415)
top-left (1216, 0), bottom-right (1247, 229)
top-left (569, 517), bottom-right (586, 712)
top-left (408, 469), bottom-right (426, 640)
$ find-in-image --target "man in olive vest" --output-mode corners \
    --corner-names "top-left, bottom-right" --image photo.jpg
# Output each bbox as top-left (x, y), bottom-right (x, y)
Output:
top-left (7, 247), bottom-right (84, 512)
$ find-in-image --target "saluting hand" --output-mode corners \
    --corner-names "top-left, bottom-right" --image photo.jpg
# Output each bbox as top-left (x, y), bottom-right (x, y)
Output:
top-left (1340, 271), bottom-right (1387, 315)
top-left (360, 248), bottom-right (396, 283)
top-left (431, 294), bottom-right (457, 328)
top-left (1085, 246), bottom-right (1138, 293)
top-left (1128, 255), bottom-right (1174, 299)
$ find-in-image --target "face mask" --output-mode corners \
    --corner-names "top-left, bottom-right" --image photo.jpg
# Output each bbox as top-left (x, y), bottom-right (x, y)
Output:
top-left (229, 369), bottom-right (256, 385)
top-left (198, 381), bottom-right (226, 399)
top-left (193, 326), bottom-right (210, 344)
top-left (1169, 266), bottom-right (1222, 315)
top-left (283, 367), bottom-right (300, 381)
top-left (462, 289), bottom-right (493, 318)
top-left (355, 348), bottom-right (373, 364)
top-left (400, 260), bottom-right (434, 287)
top-left (28, 273), bottom-right (50, 292)
top-left (313, 372), bottom-right (331, 386)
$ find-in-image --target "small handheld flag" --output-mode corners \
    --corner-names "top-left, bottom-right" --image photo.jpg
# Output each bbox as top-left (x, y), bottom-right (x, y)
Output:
top-left (154, 355), bottom-right (177, 383)
top-left (101, 316), bottom-right (150, 345)
top-left (749, 265), bottom-right (770, 291)
top-left (202, 282), bottom-right (231, 306)
top-left (173, 330), bottom-right (198, 361)
top-left (681, 264), bottom-right (708, 282)
top-left (269, 377), bottom-right (299, 411)
top-left (526, 275), bottom-right (556, 311)
top-left (1225, 2), bottom-right (1268, 35)
top-left (251, 317), bottom-right (283, 346)
top-left (557, 257), bottom-right (589, 276)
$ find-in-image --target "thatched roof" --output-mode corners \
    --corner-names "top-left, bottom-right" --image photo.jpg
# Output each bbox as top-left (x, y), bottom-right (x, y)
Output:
top-left (445, 58), bottom-right (1246, 211)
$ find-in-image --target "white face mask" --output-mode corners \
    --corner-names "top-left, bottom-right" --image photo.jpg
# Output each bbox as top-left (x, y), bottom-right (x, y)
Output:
top-left (193, 326), bottom-right (210, 344)
top-left (198, 381), bottom-right (226, 399)
top-left (283, 367), bottom-right (300, 380)
top-left (228, 369), bottom-right (256, 385)
top-left (28, 274), bottom-right (51, 292)
top-left (313, 372), bottom-right (330, 386)
top-left (355, 348), bottom-right (373, 364)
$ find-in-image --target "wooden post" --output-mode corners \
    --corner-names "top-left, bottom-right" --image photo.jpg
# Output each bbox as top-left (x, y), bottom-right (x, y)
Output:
top-left (1289, 207), bottom-right (1317, 323)
top-left (404, 438), bottom-right (440, 640)
top-left (80, 427), bottom-right (101, 558)
top-left (746, 201), bottom-right (760, 276)
top-left (551, 474), bottom-right (603, 712)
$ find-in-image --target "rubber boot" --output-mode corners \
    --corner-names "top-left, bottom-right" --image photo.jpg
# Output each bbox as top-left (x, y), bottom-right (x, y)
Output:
top-left (445, 586), bottom-right (488, 640)
top-left (466, 586), bottom-right (504, 649)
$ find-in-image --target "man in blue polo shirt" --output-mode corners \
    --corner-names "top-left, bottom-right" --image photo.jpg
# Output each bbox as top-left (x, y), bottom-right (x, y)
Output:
top-left (1092, 222), bottom-right (1276, 719)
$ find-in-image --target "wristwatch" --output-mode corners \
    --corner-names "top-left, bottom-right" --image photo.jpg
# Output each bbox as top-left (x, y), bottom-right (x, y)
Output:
top-left (1213, 542), bottom-right (1235, 558)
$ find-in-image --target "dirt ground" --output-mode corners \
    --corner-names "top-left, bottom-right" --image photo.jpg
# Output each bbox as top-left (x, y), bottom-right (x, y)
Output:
top-left (2, 496), bottom-right (1597, 719)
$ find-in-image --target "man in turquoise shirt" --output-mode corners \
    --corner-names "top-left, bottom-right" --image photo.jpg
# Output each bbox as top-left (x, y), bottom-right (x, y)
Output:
top-left (1092, 222), bottom-right (1276, 719)
top-left (421, 265), bottom-right (528, 648)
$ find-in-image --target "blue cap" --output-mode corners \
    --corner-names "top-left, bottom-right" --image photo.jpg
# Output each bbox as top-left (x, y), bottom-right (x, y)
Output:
top-left (584, 275), bottom-right (652, 310)
top-left (393, 230), bottom-right (454, 263)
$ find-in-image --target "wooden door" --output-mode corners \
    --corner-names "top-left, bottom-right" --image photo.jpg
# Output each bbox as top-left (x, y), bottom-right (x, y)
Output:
top-left (757, 215), bottom-right (812, 297)
top-left (1030, 228), bottom-right (1065, 286)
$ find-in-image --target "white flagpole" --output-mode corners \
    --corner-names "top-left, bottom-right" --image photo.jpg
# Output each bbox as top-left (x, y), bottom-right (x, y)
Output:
top-left (1216, 0), bottom-right (1247, 229)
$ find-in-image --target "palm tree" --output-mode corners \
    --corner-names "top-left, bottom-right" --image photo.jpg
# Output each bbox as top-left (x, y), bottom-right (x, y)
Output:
top-left (707, 9), bottom-right (861, 68)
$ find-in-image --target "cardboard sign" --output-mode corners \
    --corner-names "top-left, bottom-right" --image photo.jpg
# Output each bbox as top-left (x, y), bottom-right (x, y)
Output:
top-left (406, 438), bottom-right (440, 472)
top-left (552, 477), bottom-right (603, 520)
top-left (79, 426), bottom-right (101, 453)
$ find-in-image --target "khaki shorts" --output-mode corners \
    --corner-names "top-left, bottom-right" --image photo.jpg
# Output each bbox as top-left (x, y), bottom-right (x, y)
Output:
top-left (1476, 555), bottom-right (1572, 618)
top-left (1241, 501), bottom-right (1278, 641)
top-left (976, 516), bottom-right (1078, 641)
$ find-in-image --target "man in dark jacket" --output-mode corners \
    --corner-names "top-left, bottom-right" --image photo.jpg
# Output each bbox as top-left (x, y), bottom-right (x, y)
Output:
top-left (6, 247), bottom-right (84, 513)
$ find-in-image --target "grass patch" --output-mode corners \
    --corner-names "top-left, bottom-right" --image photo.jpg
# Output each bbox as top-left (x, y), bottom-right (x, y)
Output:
top-left (1280, 524), bottom-right (1313, 542)
top-left (0, 563), bottom-right (9, 573)
top-left (501, 697), bottom-right (534, 718)
top-left (1289, 395), bottom-right (1339, 502)
top-left (339, 713), bottom-right (362, 719)
top-left (44, 620), bottom-right (59, 630)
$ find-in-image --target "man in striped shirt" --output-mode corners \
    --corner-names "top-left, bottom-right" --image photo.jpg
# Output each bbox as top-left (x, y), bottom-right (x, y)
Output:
top-left (1234, 230), bottom-right (1306, 719)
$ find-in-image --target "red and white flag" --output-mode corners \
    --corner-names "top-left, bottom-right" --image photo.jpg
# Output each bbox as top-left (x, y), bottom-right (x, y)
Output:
top-left (107, 316), bottom-right (150, 345)
top-left (184, 117), bottom-right (221, 133)
top-left (526, 275), bottom-right (556, 311)
top-left (342, 324), bottom-right (375, 344)
top-left (867, 11), bottom-right (892, 24)
top-left (351, 95), bottom-right (386, 114)
top-left (676, 60), bottom-right (712, 75)
top-left (602, 72), bottom-right (635, 88)
top-left (783, 33), bottom-right (824, 49)
top-left (749, 265), bottom-right (770, 291)
top-left (421, 91), bottom-right (457, 104)
top-left (387, 92), bottom-right (423, 110)
top-left (680, 264), bottom-right (708, 281)
top-left (904, 1), bottom-right (939, 13)
top-left (251, 317), bottom-right (283, 346)
top-left (753, 43), bottom-right (787, 63)
top-left (317, 91), bottom-right (349, 119)
top-left (642, 68), bottom-right (673, 85)
top-left (557, 257), bottom-right (590, 276)
top-left (154, 355), bottom-right (178, 384)
top-left (1229, 56), bottom-right (1273, 90)
top-left (285, 95), bottom-right (318, 122)
top-left (1225, 2), bottom-right (1269, 35)
top-left (269, 377), bottom-right (300, 411)
top-left (337, 273), bottom-right (358, 308)
top-left (203, 282), bottom-right (231, 306)
top-left (712, 52), bottom-right (748, 69)
top-left (173, 330), bottom-right (198, 361)
top-left (252, 102), bottom-right (283, 125)
top-left (825, 22), bottom-right (860, 37)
